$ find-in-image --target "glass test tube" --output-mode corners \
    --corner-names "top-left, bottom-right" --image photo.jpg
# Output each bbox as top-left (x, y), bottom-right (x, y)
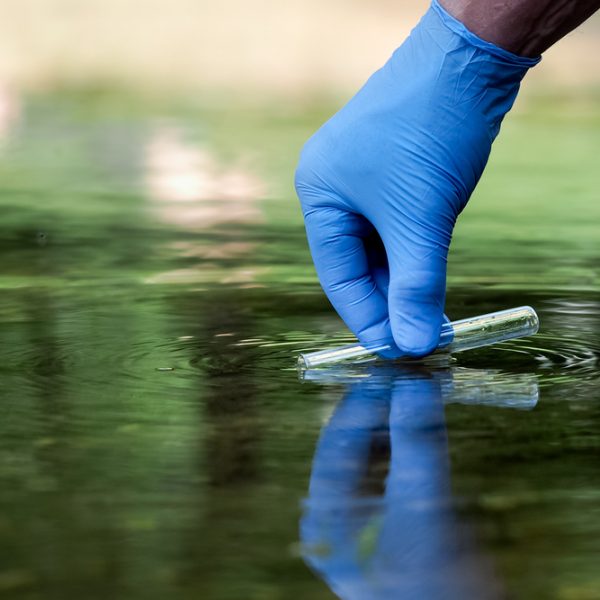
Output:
top-left (298, 306), bottom-right (539, 370)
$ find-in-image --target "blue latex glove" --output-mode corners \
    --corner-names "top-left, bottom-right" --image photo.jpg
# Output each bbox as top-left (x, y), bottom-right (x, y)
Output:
top-left (295, 0), bottom-right (540, 356)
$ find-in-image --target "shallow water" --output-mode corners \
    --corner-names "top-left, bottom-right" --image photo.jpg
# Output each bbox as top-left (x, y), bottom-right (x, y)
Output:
top-left (0, 92), bottom-right (599, 599)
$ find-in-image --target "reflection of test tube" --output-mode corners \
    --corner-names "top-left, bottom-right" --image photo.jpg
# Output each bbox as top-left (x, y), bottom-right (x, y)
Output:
top-left (298, 306), bottom-right (539, 370)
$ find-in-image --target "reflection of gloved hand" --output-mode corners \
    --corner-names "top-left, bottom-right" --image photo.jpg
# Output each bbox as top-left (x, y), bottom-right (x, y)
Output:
top-left (295, 0), bottom-right (539, 356)
top-left (300, 368), bottom-right (503, 600)
top-left (300, 369), bottom-right (461, 600)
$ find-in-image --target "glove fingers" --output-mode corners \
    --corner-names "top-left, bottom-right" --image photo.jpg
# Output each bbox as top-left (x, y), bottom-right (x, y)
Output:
top-left (384, 237), bottom-right (449, 357)
top-left (303, 207), bottom-right (393, 346)
top-left (364, 229), bottom-right (390, 299)
top-left (385, 374), bottom-right (448, 501)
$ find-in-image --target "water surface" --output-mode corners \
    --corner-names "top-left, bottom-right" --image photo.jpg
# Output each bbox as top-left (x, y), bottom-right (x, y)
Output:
top-left (0, 91), bottom-right (599, 599)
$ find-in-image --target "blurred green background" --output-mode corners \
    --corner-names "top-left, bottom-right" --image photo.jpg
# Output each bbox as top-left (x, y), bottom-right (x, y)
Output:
top-left (0, 3), bottom-right (599, 600)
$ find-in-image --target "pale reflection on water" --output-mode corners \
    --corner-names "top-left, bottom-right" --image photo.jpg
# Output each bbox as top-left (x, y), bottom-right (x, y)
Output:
top-left (144, 126), bottom-right (265, 226)
top-left (143, 126), bottom-right (266, 285)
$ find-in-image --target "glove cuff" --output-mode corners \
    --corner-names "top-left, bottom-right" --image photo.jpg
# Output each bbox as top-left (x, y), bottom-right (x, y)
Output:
top-left (431, 0), bottom-right (542, 68)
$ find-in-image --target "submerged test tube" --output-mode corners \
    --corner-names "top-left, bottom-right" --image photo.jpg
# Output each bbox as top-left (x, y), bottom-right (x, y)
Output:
top-left (298, 306), bottom-right (539, 369)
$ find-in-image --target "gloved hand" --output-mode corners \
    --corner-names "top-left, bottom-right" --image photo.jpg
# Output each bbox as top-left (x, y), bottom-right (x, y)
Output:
top-left (295, 0), bottom-right (539, 356)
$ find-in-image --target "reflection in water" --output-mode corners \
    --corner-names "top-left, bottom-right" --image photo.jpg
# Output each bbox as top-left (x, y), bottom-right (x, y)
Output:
top-left (301, 367), bottom-right (539, 600)
top-left (143, 126), bottom-right (266, 285)
top-left (144, 126), bottom-right (265, 227)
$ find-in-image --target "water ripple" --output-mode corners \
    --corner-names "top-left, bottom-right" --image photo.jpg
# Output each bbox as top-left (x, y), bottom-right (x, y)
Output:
top-left (3, 329), bottom-right (597, 399)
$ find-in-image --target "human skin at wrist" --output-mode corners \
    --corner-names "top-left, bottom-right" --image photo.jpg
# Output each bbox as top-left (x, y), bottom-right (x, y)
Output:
top-left (439, 0), bottom-right (600, 57)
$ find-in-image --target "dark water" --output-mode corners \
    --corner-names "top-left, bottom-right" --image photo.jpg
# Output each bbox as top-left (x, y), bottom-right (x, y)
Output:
top-left (0, 92), bottom-right (599, 599)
